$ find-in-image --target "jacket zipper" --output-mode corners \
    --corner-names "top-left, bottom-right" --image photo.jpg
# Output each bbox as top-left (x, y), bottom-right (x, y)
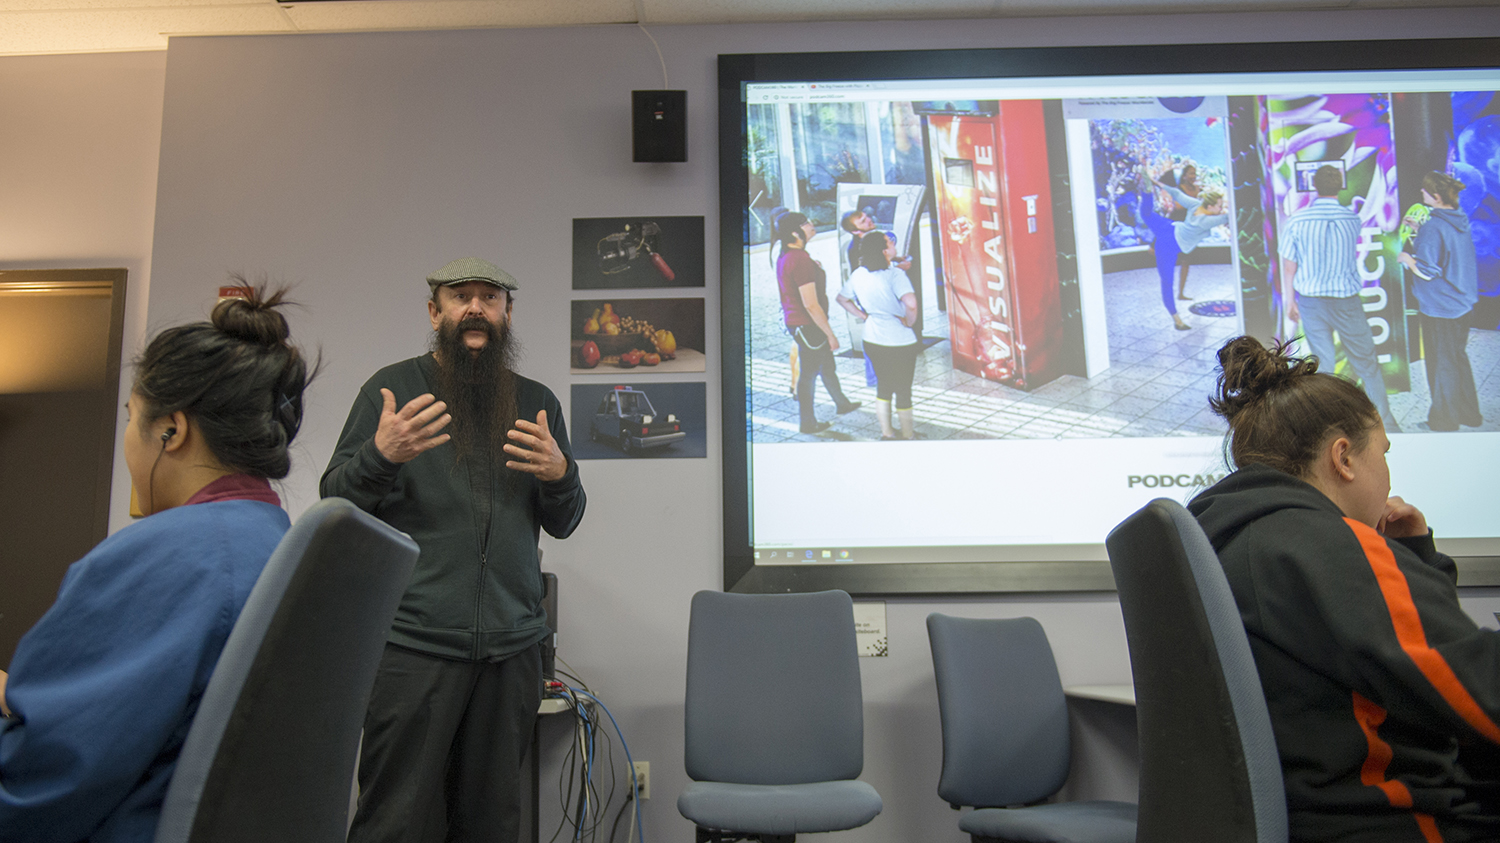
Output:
top-left (473, 549), bottom-right (486, 661)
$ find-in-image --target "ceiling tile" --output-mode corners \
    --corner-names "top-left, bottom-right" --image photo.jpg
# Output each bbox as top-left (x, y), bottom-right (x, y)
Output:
top-left (0, 5), bottom-right (292, 53)
top-left (0, 0), bottom-right (1494, 57)
top-left (278, 0), bottom-right (634, 32)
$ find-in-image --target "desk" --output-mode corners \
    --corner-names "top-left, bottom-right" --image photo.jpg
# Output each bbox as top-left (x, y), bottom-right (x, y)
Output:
top-left (1058, 684), bottom-right (1138, 803)
top-left (1064, 684), bottom-right (1136, 706)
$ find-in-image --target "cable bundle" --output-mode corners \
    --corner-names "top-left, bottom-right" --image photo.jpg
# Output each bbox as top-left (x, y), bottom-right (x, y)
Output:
top-left (545, 661), bottom-right (645, 843)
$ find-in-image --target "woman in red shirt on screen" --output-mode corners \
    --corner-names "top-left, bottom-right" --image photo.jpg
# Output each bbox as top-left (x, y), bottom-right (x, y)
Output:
top-left (770, 207), bottom-right (860, 435)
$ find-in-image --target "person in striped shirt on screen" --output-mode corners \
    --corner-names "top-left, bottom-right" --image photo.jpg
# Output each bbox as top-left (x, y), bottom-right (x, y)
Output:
top-left (1279, 163), bottom-right (1398, 432)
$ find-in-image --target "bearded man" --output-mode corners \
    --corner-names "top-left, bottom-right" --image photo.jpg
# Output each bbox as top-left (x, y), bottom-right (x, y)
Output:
top-left (322, 257), bottom-right (586, 843)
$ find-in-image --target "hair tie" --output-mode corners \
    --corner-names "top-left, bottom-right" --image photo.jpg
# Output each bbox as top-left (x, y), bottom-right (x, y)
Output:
top-left (275, 391), bottom-right (302, 438)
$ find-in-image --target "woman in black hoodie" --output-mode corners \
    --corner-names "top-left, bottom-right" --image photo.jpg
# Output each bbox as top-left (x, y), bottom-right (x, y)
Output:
top-left (1189, 335), bottom-right (1500, 843)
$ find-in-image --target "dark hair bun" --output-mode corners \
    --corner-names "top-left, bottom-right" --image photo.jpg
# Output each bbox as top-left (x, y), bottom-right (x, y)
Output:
top-left (1210, 336), bottom-right (1318, 424)
top-left (211, 280), bottom-right (292, 347)
top-left (1209, 334), bottom-right (1378, 477)
top-left (133, 277), bottom-right (315, 480)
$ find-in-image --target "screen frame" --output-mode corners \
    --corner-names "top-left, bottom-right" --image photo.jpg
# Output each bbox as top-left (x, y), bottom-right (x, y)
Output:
top-left (718, 37), bottom-right (1500, 596)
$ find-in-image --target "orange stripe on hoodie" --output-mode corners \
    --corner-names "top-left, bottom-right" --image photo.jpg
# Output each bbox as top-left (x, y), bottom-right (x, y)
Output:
top-left (1352, 691), bottom-right (1411, 806)
top-left (1414, 814), bottom-right (1445, 843)
top-left (1352, 691), bottom-right (1445, 842)
top-left (1345, 517), bottom-right (1500, 745)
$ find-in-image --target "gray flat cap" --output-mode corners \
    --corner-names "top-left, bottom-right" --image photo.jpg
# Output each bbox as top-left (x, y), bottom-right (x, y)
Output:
top-left (426, 257), bottom-right (519, 291)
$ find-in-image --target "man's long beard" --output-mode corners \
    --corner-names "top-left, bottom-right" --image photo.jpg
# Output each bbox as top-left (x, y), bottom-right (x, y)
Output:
top-left (432, 315), bottom-right (521, 461)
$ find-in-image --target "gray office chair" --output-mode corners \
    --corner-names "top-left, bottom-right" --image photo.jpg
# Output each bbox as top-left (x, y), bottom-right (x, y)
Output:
top-left (1105, 498), bottom-right (1287, 843)
top-left (678, 589), bottom-right (882, 843)
top-left (153, 497), bottom-right (419, 843)
top-left (926, 614), bottom-right (1138, 843)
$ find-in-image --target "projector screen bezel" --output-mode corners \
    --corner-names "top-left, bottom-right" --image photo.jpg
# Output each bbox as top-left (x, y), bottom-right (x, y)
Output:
top-left (718, 37), bottom-right (1500, 596)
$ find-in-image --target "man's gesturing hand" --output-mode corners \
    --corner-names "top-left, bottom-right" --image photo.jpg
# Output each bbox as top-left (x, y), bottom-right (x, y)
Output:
top-left (374, 389), bottom-right (452, 463)
top-left (505, 410), bottom-right (567, 482)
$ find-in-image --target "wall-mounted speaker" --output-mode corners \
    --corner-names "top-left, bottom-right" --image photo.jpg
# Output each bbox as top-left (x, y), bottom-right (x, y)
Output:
top-left (633, 90), bottom-right (687, 163)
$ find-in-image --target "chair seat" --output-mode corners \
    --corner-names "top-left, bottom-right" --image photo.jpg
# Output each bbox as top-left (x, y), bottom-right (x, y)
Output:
top-left (678, 780), bottom-right (883, 835)
top-left (960, 800), bottom-right (1138, 843)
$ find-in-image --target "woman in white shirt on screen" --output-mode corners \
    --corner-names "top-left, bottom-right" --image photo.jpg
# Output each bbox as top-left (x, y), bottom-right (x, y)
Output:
top-left (847, 231), bottom-right (920, 440)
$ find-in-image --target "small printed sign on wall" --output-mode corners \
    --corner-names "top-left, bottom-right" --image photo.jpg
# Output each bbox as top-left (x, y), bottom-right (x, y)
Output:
top-left (854, 602), bottom-right (888, 658)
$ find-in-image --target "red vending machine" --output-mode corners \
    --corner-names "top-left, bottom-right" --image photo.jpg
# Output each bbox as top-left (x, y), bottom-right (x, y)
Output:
top-left (923, 100), bottom-right (1064, 390)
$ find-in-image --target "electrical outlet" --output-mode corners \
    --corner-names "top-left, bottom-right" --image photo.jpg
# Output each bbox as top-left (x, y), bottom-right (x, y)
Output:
top-left (632, 761), bottom-right (650, 800)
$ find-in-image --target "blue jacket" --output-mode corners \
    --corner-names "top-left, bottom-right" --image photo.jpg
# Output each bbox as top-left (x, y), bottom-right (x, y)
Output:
top-left (0, 500), bottom-right (289, 843)
top-left (1410, 207), bottom-right (1479, 320)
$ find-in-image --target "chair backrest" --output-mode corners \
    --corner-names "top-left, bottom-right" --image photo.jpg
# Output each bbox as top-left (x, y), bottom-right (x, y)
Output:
top-left (683, 589), bottom-right (863, 785)
top-left (1105, 498), bottom-right (1287, 843)
top-left (153, 497), bottom-right (419, 843)
top-left (927, 614), bottom-right (1070, 808)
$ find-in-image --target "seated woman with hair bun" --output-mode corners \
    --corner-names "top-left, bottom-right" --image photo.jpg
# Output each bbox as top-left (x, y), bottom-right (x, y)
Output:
top-left (1189, 335), bottom-right (1500, 843)
top-left (0, 283), bottom-right (314, 843)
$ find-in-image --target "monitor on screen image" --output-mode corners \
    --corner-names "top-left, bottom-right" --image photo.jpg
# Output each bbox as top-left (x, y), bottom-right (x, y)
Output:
top-left (718, 39), bottom-right (1500, 595)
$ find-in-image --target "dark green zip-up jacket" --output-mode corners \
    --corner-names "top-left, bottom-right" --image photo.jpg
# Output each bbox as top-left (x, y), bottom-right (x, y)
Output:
top-left (321, 354), bottom-right (586, 661)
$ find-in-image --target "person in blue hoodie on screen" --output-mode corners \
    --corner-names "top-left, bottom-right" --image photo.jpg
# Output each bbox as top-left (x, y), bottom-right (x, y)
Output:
top-left (0, 284), bottom-right (311, 843)
top-left (1398, 170), bottom-right (1483, 432)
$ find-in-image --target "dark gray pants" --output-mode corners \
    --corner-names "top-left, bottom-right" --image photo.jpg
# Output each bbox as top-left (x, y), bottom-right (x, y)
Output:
top-left (792, 324), bottom-right (854, 432)
top-left (1298, 292), bottom-right (1396, 428)
top-left (348, 642), bottom-right (542, 843)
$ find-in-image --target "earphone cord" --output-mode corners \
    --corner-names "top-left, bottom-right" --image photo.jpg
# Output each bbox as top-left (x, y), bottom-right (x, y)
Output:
top-left (146, 433), bottom-right (169, 515)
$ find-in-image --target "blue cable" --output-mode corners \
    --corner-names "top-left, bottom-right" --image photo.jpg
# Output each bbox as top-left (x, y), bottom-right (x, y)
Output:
top-left (570, 688), bottom-right (645, 843)
top-left (556, 687), bottom-right (596, 843)
top-left (579, 709), bottom-right (596, 841)
top-left (585, 715), bottom-right (596, 838)
top-left (572, 697), bottom-right (608, 842)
